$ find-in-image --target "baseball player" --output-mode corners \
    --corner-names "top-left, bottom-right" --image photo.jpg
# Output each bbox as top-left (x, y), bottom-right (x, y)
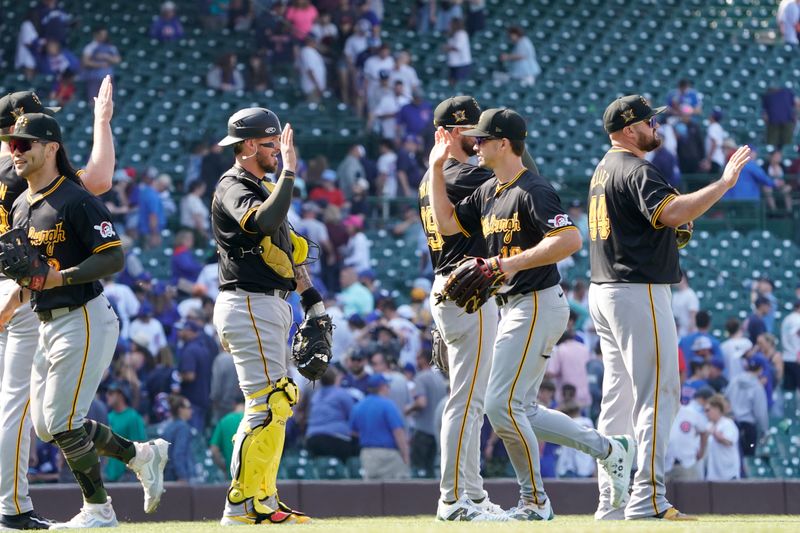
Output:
top-left (0, 80), bottom-right (126, 530)
top-left (420, 95), bottom-right (544, 521)
top-left (428, 109), bottom-right (634, 521)
top-left (588, 94), bottom-right (751, 520)
top-left (212, 107), bottom-right (328, 525)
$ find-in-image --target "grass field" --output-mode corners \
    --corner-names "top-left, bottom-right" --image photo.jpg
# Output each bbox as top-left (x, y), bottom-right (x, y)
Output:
top-left (114, 516), bottom-right (800, 533)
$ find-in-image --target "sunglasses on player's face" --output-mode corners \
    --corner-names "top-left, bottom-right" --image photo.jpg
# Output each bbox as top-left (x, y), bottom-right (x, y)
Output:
top-left (7, 139), bottom-right (43, 154)
top-left (474, 136), bottom-right (502, 146)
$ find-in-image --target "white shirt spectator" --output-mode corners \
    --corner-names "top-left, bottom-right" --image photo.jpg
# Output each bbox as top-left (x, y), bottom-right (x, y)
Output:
top-left (179, 194), bottom-right (210, 234)
top-left (780, 308), bottom-right (800, 364)
top-left (311, 21), bottom-right (338, 43)
top-left (389, 62), bottom-right (420, 98)
top-left (129, 317), bottom-right (167, 357)
top-left (371, 91), bottom-right (404, 140)
top-left (103, 281), bottom-right (140, 342)
top-left (705, 121), bottom-right (727, 168)
top-left (555, 415), bottom-right (597, 477)
top-left (15, 18), bottom-right (39, 71)
top-left (328, 305), bottom-right (353, 364)
top-left (343, 231), bottom-right (372, 273)
top-left (778, 0), bottom-right (800, 45)
top-left (721, 336), bottom-right (752, 381)
top-left (672, 285), bottom-right (700, 337)
top-left (196, 262), bottom-right (219, 300)
top-left (298, 43), bottom-right (326, 96)
top-left (389, 308), bottom-right (421, 368)
top-left (666, 401), bottom-right (709, 471)
top-left (377, 150), bottom-right (398, 198)
top-left (446, 29), bottom-right (471, 68)
top-left (705, 416), bottom-right (740, 480)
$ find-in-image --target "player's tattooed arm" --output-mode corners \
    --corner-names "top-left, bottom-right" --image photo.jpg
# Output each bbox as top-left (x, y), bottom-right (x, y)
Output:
top-left (294, 263), bottom-right (326, 318)
top-left (293, 263), bottom-right (313, 294)
top-left (54, 246), bottom-right (125, 288)
top-left (82, 75), bottom-right (115, 195)
top-left (428, 127), bottom-right (461, 236)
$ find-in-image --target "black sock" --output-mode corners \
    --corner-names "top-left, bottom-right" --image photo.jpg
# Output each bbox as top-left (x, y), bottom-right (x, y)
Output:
top-left (52, 428), bottom-right (107, 504)
top-left (84, 420), bottom-right (136, 464)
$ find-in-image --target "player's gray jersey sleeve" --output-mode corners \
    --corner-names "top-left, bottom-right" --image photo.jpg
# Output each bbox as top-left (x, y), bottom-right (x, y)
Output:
top-left (218, 180), bottom-right (263, 234)
top-left (624, 164), bottom-right (678, 229)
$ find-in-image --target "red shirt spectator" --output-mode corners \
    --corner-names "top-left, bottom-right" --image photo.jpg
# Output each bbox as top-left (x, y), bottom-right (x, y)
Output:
top-left (309, 169), bottom-right (345, 207)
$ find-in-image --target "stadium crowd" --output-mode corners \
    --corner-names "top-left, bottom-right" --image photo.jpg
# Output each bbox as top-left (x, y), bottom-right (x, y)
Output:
top-left (8, 0), bottom-right (800, 485)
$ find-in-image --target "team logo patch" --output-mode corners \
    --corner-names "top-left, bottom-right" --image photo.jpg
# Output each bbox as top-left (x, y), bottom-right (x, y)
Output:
top-left (548, 214), bottom-right (571, 228)
top-left (94, 221), bottom-right (116, 238)
top-left (11, 107), bottom-right (24, 120)
top-left (452, 109), bottom-right (467, 123)
top-left (680, 421), bottom-right (691, 433)
top-left (265, 127), bottom-right (277, 134)
top-left (621, 109), bottom-right (636, 123)
top-left (14, 115), bottom-right (28, 129)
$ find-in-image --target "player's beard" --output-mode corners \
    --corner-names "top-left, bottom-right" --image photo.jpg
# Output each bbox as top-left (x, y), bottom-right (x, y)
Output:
top-left (460, 136), bottom-right (475, 156)
top-left (638, 127), bottom-right (662, 153)
top-left (256, 151), bottom-right (278, 174)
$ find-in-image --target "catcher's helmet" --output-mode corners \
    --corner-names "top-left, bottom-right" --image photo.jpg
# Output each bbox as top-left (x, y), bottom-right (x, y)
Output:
top-left (218, 107), bottom-right (282, 146)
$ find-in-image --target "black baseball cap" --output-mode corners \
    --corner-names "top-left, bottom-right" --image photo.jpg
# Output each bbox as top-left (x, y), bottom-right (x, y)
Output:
top-left (0, 91), bottom-right (60, 129)
top-left (0, 113), bottom-right (62, 144)
top-left (433, 95), bottom-right (481, 128)
top-left (218, 107), bottom-right (282, 147)
top-left (462, 108), bottom-right (527, 141)
top-left (603, 94), bottom-right (666, 134)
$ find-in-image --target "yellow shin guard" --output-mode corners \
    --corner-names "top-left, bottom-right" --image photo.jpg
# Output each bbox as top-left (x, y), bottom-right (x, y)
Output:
top-left (227, 377), bottom-right (299, 508)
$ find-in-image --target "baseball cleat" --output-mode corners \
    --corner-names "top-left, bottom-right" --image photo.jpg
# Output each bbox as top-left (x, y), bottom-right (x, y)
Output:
top-left (128, 439), bottom-right (170, 513)
top-left (598, 434), bottom-right (635, 509)
top-left (469, 496), bottom-right (505, 515)
top-left (505, 498), bottom-right (554, 521)
top-left (50, 498), bottom-right (118, 529)
top-left (0, 510), bottom-right (54, 529)
top-left (436, 496), bottom-right (508, 521)
top-left (221, 498), bottom-right (310, 526)
top-left (651, 507), bottom-right (697, 521)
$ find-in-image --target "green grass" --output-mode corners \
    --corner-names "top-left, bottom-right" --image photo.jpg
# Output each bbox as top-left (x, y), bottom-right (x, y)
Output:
top-left (115, 516), bottom-right (800, 533)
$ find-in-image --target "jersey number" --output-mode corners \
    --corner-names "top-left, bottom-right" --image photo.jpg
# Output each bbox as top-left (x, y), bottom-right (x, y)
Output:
top-left (589, 194), bottom-right (611, 241)
top-left (0, 206), bottom-right (8, 234)
top-left (420, 206), bottom-right (444, 251)
top-left (499, 246), bottom-right (522, 258)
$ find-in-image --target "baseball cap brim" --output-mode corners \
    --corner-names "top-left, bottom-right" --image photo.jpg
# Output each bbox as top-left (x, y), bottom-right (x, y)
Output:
top-left (460, 127), bottom-right (491, 138)
top-left (0, 131), bottom-right (45, 142)
top-left (218, 135), bottom-right (243, 147)
top-left (646, 105), bottom-right (667, 120)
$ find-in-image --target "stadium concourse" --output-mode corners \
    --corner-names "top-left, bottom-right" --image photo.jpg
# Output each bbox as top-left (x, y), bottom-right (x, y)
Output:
top-left (3, 0), bottom-right (800, 521)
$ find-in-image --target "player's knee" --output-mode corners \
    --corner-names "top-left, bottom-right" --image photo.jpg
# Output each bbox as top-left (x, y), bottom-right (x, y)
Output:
top-left (32, 416), bottom-right (53, 443)
top-left (484, 396), bottom-right (510, 428)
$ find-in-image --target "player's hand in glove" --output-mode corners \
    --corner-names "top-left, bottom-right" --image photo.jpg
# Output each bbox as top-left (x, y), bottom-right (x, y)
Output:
top-left (441, 256), bottom-right (506, 313)
top-left (430, 326), bottom-right (449, 376)
top-left (676, 221), bottom-right (693, 249)
top-left (292, 313), bottom-right (333, 381)
top-left (0, 228), bottom-right (50, 292)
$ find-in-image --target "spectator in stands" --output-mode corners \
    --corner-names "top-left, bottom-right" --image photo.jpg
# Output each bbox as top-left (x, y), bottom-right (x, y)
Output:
top-left (309, 170), bottom-right (346, 207)
top-left (722, 317), bottom-right (753, 382)
top-left (382, 301), bottom-right (421, 369)
top-left (389, 51), bottom-right (421, 99)
top-left (171, 230), bottom-right (204, 288)
top-left (679, 310), bottom-right (723, 365)
top-left (369, 77), bottom-right (407, 142)
top-left (397, 90), bottom-right (435, 150)
top-left (177, 320), bottom-right (216, 433)
top-left (666, 387), bottom-right (711, 482)
top-left (143, 347), bottom-right (178, 422)
top-left (672, 271), bottom-right (700, 337)
top-left (466, 0), bottom-right (487, 35)
top-left (764, 149), bottom-right (789, 187)
top-left (666, 79), bottom-right (703, 115)
top-left (395, 135), bottom-right (425, 195)
top-left (756, 333), bottom-right (783, 405)
top-left (364, 44), bottom-right (396, 104)
top-left (338, 266), bottom-right (375, 317)
top-left (586, 342), bottom-right (604, 422)
top-left (28, 440), bottom-right (62, 483)
top-left (444, 18), bottom-right (471, 85)
top-left (160, 395), bottom-right (195, 482)
top-left (368, 349), bottom-right (411, 418)
top-left (777, 0), bottom-right (800, 45)
top-left (227, 0), bottom-right (254, 31)
top-left (703, 107), bottom-right (727, 174)
top-left (762, 85), bottom-right (798, 148)
top-left (150, 1), bottom-right (184, 42)
top-left (341, 349), bottom-right (371, 397)
top-left (342, 214), bottom-right (372, 272)
top-left (209, 350), bottom-right (238, 425)
top-left (36, 0), bottom-right (73, 45)
top-left (405, 351), bottom-right (447, 476)
top-left (375, 139), bottom-right (398, 198)
top-left (51, 67), bottom-right (77, 105)
top-left (726, 147), bottom-right (792, 211)
top-left (244, 52), bottom-right (271, 92)
top-left (349, 373), bottom-right (410, 480)
top-left (675, 107), bottom-right (705, 173)
top-left (306, 367), bottom-right (358, 460)
top-left (15, 9), bottom-right (40, 79)
top-left (81, 25), bottom-right (121, 101)
top-left (547, 313), bottom-right (591, 409)
top-left (337, 144), bottom-right (367, 197)
top-left (555, 402), bottom-right (596, 478)
top-left (500, 26), bottom-right (541, 87)
top-left (311, 10), bottom-right (339, 46)
top-left (135, 171), bottom-right (166, 248)
top-left (348, 178), bottom-right (371, 217)
top-left (37, 38), bottom-right (78, 76)
top-left (707, 361), bottom-right (728, 393)
top-left (207, 52), bottom-right (244, 92)
top-left (209, 394), bottom-right (244, 479)
top-left (129, 305), bottom-right (168, 359)
top-left (725, 358), bottom-right (768, 457)
top-left (781, 300), bottom-right (800, 396)
top-left (751, 276), bottom-right (779, 333)
top-left (104, 276), bottom-right (140, 343)
top-left (285, 0), bottom-right (319, 40)
top-left (105, 382), bottom-right (147, 482)
top-left (704, 394), bottom-right (740, 480)
top-left (649, 132), bottom-right (682, 188)
top-left (746, 296), bottom-right (772, 344)
top-left (298, 36), bottom-right (327, 102)
top-left (200, 143), bottom-right (229, 201)
top-left (179, 180), bottom-right (210, 239)
top-left (681, 359), bottom-right (711, 405)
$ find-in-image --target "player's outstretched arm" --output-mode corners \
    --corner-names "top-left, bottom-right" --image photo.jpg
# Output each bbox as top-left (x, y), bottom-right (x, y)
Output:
top-left (82, 75), bottom-right (115, 195)
top-left (52, 246), bottom-right (125, 289)
top-left (657, 145), bottom-right (751, 228)
top-left (499, 227), bottom-right (582, 278)
top-left (428, 127), bottom-right (460, 236)
top-left (252, 124), bottom-right (295, 235)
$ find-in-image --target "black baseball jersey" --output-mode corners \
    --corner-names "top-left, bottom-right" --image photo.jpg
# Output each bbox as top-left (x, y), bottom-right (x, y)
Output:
top-left (212, 165), bottom-right (296, 293)
top-left (418, 158), bottom-right (493, 275)
top-left (10, 175), bottom-right (122, 311)
top-left (588, 148), bottom-right (681, 284)
top-left (454, 169), bottom-right (575, 295)
top-left (0, 156), bottom-right (30, 233)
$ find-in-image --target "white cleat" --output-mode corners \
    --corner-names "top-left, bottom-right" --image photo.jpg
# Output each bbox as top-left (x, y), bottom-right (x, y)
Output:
top-left (598, 434), bottom-right (635, 509)
top-left (128, 439), bottom-right (170, 513)
top-left (50, 498), bottom-right (118, 529)
top-left (436, 496), bottom-right (509, 521)
top-left (505, 498), bottom-right (554, 521)
top-left (470, 496), bottom-right (505, 515)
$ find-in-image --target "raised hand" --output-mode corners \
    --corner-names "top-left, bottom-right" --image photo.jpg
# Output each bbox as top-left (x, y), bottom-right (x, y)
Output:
top-left (429, 126), bottom-right (453, 169)
top-left (720, 145), bottom-right (752, 189)
top-left (280, 122), bottom-right (296, 173)
top-left (93, 75), bottom-right (114, 123)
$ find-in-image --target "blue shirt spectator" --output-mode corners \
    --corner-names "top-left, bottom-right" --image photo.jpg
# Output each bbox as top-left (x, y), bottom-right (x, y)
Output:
top-left (350, 377), bottom-right (405, 449)
top-left (762, 87), bottom-right (796, 125)
top-left (724, 160), bottom-right (775, 201)
top-left (171, 230), bottom-right (204, 286)
top-left (650, 145), bottom-right (681, 189)
top-left (396, 94), bottom-right (433, 140)
top-left (137, 179), bottom-right (166, 244)
top-left (159, 395), bottom-right (195, 481)
top-left (679, 332), bottom-right (723, 365)
top-left (307, 383), bottom-right (356, 439)
top-left (177, 321), bottom-right (216, 432)
top-left (666, 79), bottom-right (703, 114)
top-left (81, 26), bottom-right (121, 99)
top-left (36, 0), bottom-right (73, 44)
top-left (150, 1), bottom-right (185, 42)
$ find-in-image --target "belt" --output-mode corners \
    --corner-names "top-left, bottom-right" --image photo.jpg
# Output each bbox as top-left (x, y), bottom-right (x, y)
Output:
top-left (495, 293), bottom-right (510, 306)
top-left (37, 304), bottom-right (83, 323)
top-left (223, 286), bottom-right (291, 300)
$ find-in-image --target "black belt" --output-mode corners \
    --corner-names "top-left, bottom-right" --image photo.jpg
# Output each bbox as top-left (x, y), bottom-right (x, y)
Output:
top-left (37, 304), bottom-right (83, 323)
top-left (495, 294), bottom-right (509, 306)
top-left (223, 286), bottom-right (291, 300)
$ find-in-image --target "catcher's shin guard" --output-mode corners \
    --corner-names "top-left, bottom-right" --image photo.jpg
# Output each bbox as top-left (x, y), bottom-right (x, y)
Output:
top-left (227, 377), bottom-right (299, 508)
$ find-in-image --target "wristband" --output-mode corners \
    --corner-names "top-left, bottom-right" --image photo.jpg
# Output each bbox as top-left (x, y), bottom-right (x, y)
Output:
top-left (300, 287), bottom-right (323, 313)
top-left (281, 169), bottom-right (296, 179)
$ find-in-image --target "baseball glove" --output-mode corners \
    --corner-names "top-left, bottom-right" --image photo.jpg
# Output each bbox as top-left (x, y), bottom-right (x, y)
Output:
top-left (0, 228), bottom-right (49, 291)
top-left (430, 326), bottom-right (449, 376)
top-left (291, 314), bottom-right (333, 381)
top-left (441, 256), bottom-right (506, 314)
top-left (676, 223), bottom-right (692, 249)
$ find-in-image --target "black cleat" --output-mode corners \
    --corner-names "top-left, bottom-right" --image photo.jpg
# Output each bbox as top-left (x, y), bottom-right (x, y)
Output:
top-left (0, 511), bottom-right (54, 530)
